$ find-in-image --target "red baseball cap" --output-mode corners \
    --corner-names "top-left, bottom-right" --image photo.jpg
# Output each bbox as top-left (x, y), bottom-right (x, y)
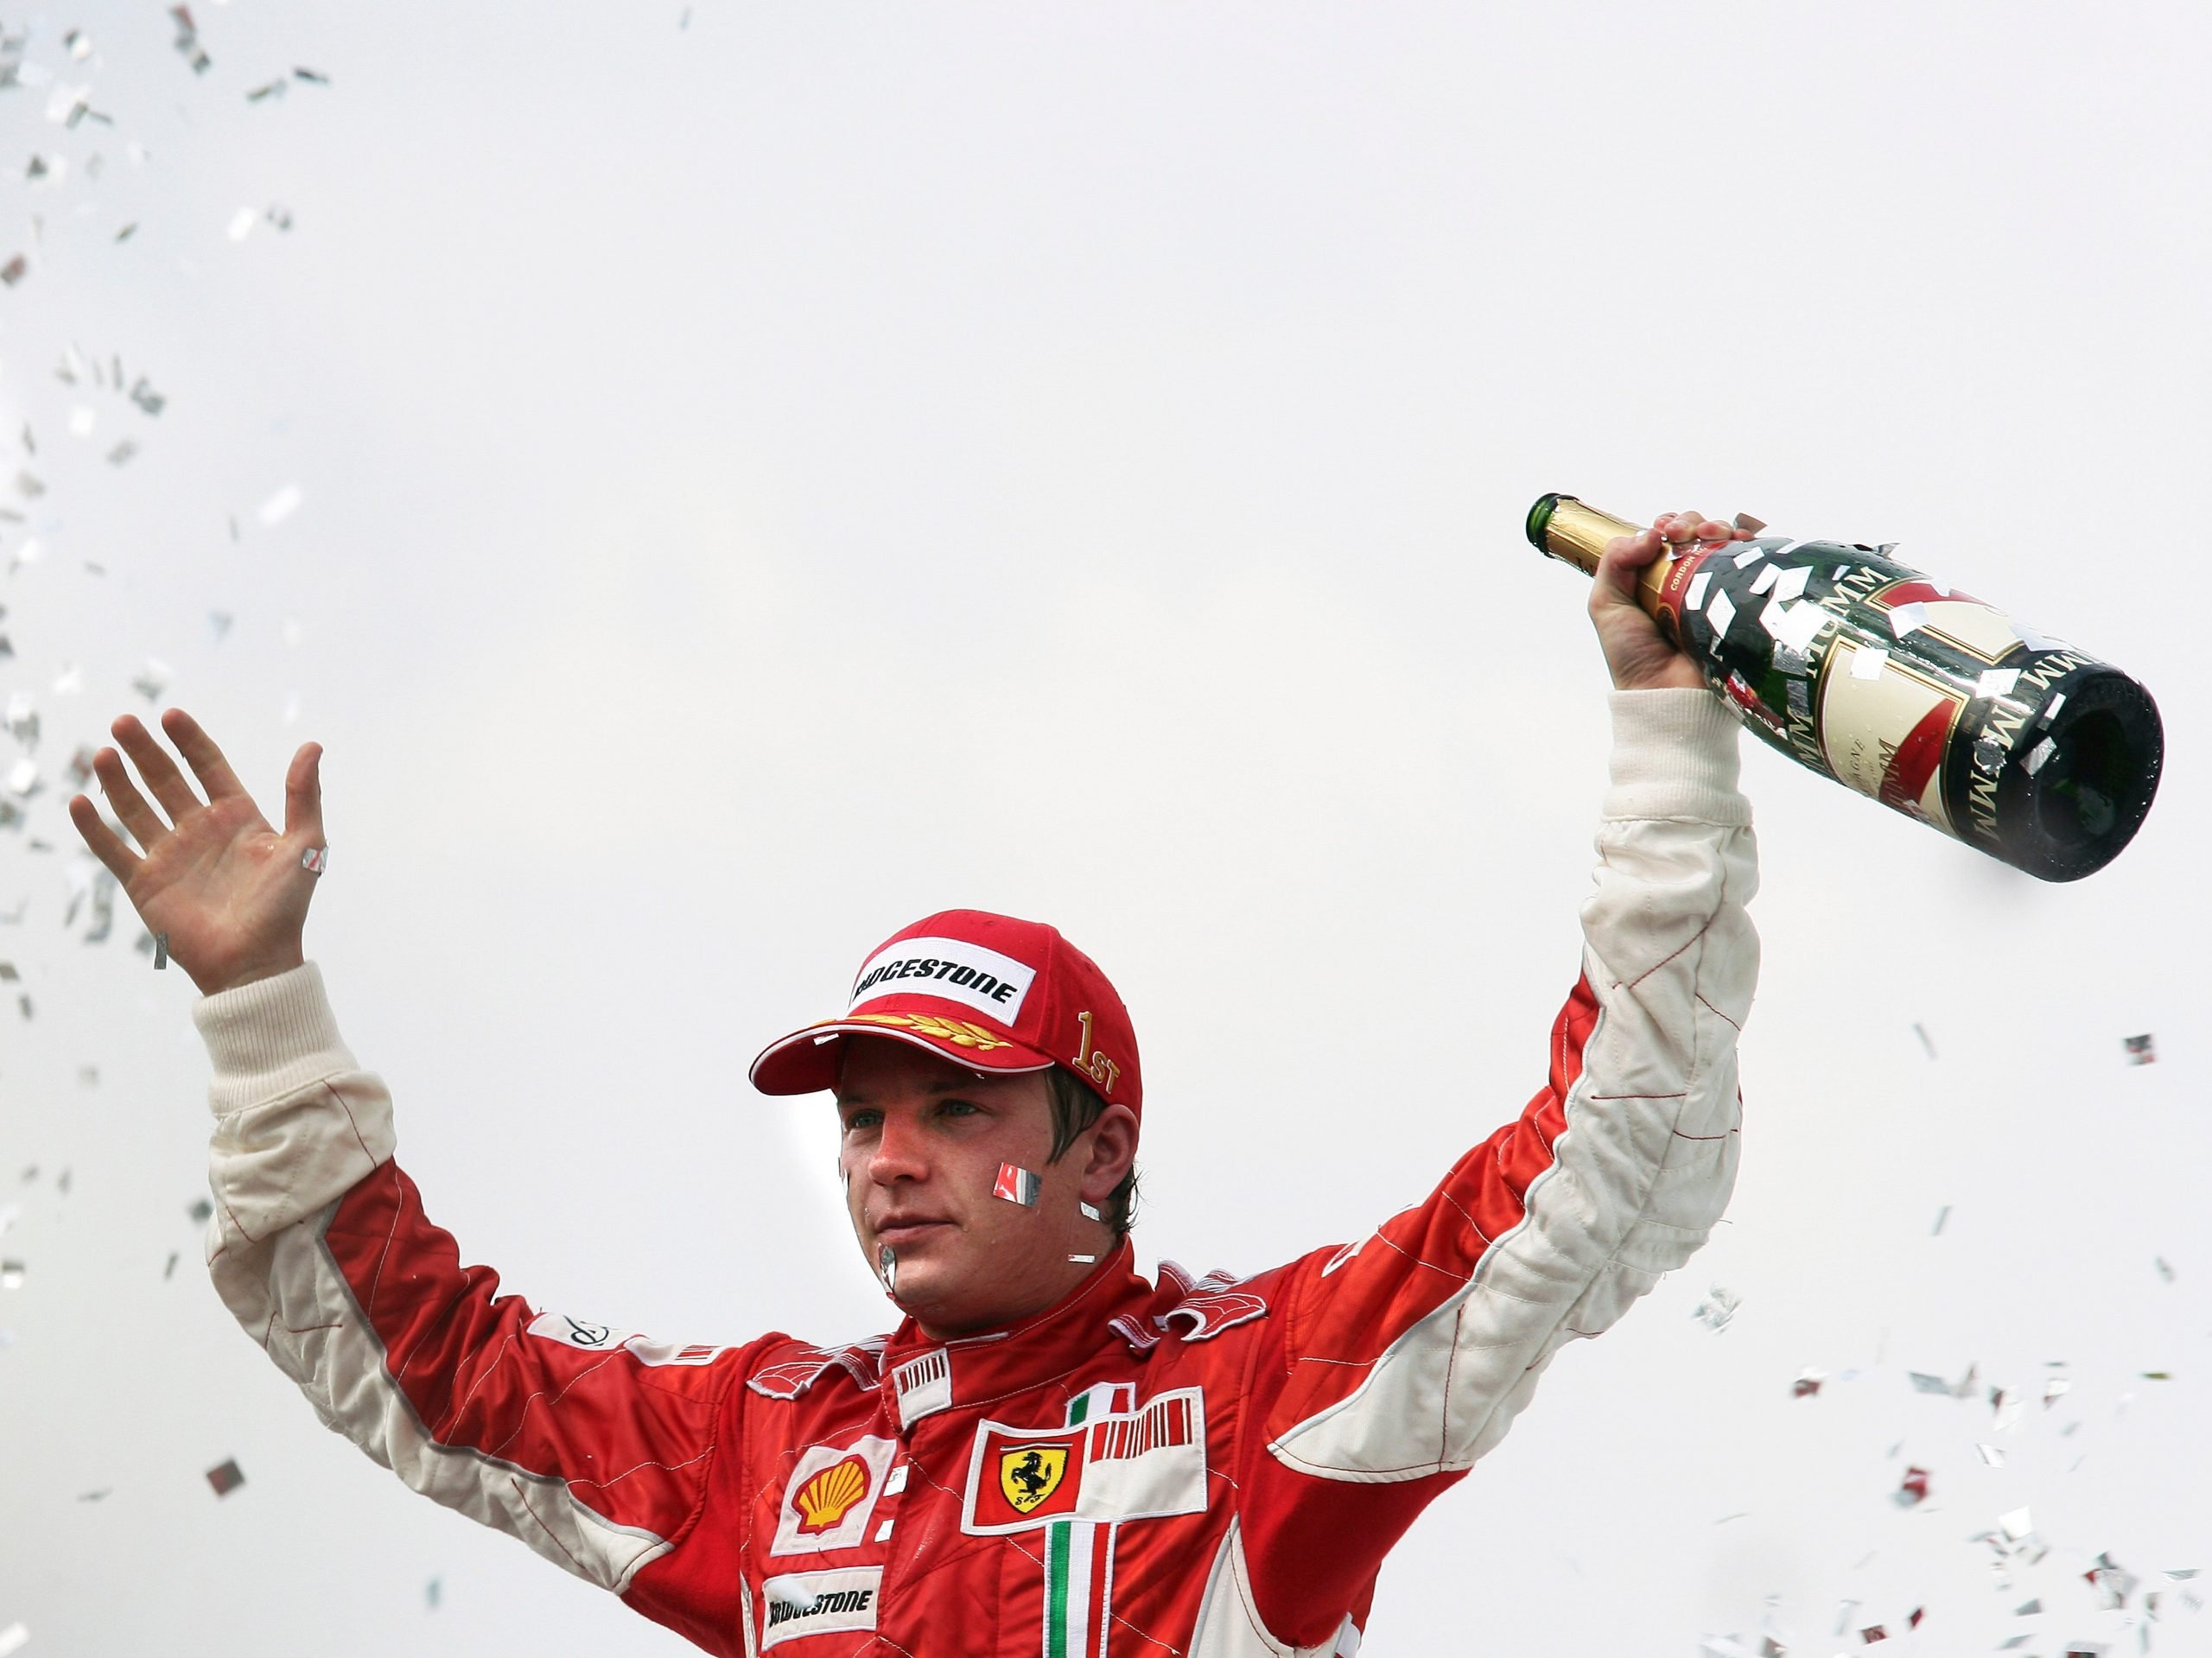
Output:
top-left (748, 909), bottom-right (1142, 1118)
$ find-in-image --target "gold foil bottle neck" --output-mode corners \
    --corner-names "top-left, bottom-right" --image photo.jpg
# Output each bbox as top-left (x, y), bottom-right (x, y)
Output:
top-left (1529, 494), bottom-right (1676, 608)
top-left (1533, 496), bottom-right (1643, 575)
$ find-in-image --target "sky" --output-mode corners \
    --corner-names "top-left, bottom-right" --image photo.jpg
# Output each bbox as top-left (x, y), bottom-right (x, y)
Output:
top-left (1, 3), bottom-right (2208, 1653)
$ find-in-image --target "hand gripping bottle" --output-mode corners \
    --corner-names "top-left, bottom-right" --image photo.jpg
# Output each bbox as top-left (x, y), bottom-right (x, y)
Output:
top-left (1527, 493), bottom-right (2162, 881)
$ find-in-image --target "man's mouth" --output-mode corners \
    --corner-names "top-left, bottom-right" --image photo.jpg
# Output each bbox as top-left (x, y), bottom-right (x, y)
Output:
top-left (874, 1219), bottom-right (951, 1248)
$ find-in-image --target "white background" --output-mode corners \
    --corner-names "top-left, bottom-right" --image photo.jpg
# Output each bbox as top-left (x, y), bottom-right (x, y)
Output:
top-left (0, 3), bottom-right (2204, 1653)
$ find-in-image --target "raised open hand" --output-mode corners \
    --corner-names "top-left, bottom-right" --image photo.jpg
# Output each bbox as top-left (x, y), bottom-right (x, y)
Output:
top-left (67, 708), bottom-right (325, 996)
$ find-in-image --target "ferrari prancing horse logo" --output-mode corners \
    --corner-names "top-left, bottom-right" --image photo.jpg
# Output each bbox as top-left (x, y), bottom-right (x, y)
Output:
top-left (999, 1445), bottom-right (1069, 1514)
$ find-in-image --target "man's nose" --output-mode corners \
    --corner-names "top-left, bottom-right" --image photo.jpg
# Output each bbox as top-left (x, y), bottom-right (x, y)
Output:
top-left (865, 1111), bottom-right (931, 1185)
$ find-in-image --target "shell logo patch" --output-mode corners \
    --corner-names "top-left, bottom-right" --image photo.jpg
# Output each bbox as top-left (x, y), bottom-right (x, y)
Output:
top-left (791, 1454), bottom-right (872, 1535)
top-left (999, 1445), bottom-right (1069, 1515)
top-left (771, 1436), bottom-right (899, 1557)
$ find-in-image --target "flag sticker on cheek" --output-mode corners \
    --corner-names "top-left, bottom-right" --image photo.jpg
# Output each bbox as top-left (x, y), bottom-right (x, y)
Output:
top-left (994, 1163), bottom-right (1041, 1207)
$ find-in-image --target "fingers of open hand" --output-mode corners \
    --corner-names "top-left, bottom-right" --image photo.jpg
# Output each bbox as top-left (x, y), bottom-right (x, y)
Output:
top-left (111, 713), bottom-right (208, 828)
top-left (67, 791), bottom-right (140, 879)
top-left (162, 708), bottom-right (249, 803)
top-left (91, 741), bottom-right (169, 853)
top-left (283, 743), bottom-right (324, 842)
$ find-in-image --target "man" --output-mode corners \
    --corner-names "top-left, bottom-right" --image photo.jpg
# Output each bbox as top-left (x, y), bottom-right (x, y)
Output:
top-left (70, 511), bottom-right (1761, 1656)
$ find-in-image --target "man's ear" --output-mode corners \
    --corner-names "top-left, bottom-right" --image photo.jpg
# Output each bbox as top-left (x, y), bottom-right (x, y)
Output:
top-left (1078, 1103), bottom-right (1140, 1203)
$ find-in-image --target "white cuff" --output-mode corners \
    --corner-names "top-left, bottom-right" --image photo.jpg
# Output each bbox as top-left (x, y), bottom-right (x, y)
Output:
top-left (1602, 688), bottom-right (1751, 825)
top-left (191, 960), bottom-right (359, 1117)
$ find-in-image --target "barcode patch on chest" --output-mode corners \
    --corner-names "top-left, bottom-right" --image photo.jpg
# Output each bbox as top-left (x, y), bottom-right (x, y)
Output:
top-left (1087, 1393), bottom-right (1194, 1462)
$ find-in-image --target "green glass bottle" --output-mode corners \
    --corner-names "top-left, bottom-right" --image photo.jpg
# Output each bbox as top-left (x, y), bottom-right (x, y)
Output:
top-left (1526, 494), bottom-right (2162, 881)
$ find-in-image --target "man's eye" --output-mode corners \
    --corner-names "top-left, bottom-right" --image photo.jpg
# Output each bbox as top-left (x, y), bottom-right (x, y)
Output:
top-left (842, 1111), bottom-right (881, 1133)
top-left (938, 1099), bottom-right (981, 1118)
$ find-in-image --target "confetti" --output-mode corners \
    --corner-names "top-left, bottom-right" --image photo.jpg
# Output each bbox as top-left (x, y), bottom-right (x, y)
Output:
top-left (171, 6), bottom-right (211, 73)
top-left (0, 1622), bottom-right (26, 1657)
top-left (258, 484), bottom-right (302, 525)
top-left (1892, 1465), bottom-right (1929, 1506)
top-left (187, 1197), bottom-right (213, 1224)
top-left (205, 1458), bottom-right (245, 1496)
top-left (1793, 1369), bottom-right (1825, 1398)
top-left (1909, 1361), bottom-right (1975, 1398)
top-left (1692, 1285), bottom-right (1741, 1333)
top-left (1763, 598), bottom-right (1830, 655)
top-left (2087, 1553), bottom-right (2139, 1610)
top-left (2123, 1033), bottom-right (2155, 1065)
top-left (1706, 589), bottom-right (1738, 649)
top-left (0, 1261), bottom-right (22, 1288)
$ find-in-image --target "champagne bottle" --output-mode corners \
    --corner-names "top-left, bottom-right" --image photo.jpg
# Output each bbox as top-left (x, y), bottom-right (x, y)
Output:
top-left (1526, 493), bottom-right (2163, 881)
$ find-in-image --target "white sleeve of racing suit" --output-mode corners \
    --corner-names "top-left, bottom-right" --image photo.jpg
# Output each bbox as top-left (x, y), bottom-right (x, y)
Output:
top-left (194, 965), bottom-right (734, 1597)
top-left (1263, 685), bottom-right (1760, 1482)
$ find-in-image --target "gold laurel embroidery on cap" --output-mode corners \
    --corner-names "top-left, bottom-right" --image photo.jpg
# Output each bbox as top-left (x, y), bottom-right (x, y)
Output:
top-left (846, 1012), bottom-right (1012, 1051)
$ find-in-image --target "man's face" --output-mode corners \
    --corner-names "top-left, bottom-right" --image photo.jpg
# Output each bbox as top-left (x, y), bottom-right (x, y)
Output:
top-left (836, 1036), bottom-right (1125, 1338)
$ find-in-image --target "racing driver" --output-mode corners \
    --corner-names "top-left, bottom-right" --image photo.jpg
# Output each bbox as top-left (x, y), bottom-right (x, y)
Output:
top-left (70, 511), bottom-right (1763, 1656)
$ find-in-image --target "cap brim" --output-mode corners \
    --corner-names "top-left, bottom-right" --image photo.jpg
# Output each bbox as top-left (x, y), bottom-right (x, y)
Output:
top-left (748, 1016), bottom-right (1057, 1096)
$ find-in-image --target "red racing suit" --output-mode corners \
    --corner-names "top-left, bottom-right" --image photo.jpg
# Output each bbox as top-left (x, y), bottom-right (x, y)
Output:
top-left (193, 690), bottom-right (1758, 1656)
